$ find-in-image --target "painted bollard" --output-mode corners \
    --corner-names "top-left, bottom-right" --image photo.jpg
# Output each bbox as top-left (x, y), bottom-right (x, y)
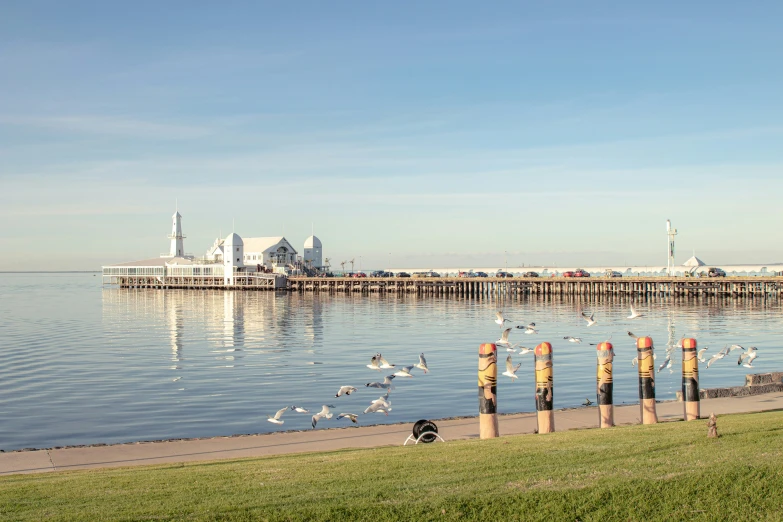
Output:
top-left (636, 336), bottom-right (658, 424)
top-left (534, 342), bottom-right (554, 433)
top-left (478, 343), bottom-right (499, 439)
top-left (596, 341), bottom-right (614, 428)
top-left (682, 338), bottom-right (700, 421)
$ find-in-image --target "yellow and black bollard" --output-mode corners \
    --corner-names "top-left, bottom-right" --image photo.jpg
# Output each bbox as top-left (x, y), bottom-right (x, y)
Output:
top-left (596, 341), bottom-right (614, 428)
top-left (478, 343), bottom-right (499, 439)
top-left (636, 336), bottom-right (658, 424)
top-left (682, 338), bottom-right (700, 421)
top-left (534, 342), bottom-right (554, 433)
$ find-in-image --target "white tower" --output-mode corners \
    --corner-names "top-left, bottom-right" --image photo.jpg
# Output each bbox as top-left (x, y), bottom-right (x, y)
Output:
top-left (303, 235), bottom-right (323, 268)
top-left (223, 233), bottom-right (244, 285)
top-left (168, 210), bottom-right (186, 257)
top-left (666, 219), bottom-right (677, 276)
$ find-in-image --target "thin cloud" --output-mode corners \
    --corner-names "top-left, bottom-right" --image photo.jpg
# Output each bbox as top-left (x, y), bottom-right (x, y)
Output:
top-left (0, 115), bottom-right (212, 140)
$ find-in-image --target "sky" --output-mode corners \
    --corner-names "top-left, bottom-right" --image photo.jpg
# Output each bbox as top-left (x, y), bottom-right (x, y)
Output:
top-left (1, 1), bottom-right (782, 271)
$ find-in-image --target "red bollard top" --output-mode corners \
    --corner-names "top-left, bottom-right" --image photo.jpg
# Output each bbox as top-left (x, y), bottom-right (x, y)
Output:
top-left (636, 336), bottom-right (653, 349)
top-left (596, 342), bottom-right (613, 351)
top-left (682, 338), bottom-right (697, 349)
top-left (535, 342), bottom-right (552, 356)
top-left (479, 343), bottom-right (497, 355)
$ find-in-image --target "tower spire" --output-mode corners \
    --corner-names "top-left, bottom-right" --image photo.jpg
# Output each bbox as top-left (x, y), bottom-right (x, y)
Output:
top-left (168, 206), bottom-right (186, 257)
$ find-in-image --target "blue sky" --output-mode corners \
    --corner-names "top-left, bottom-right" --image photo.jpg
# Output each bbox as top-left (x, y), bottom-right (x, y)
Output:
top-left (1, 1), bottom-right (782, 270)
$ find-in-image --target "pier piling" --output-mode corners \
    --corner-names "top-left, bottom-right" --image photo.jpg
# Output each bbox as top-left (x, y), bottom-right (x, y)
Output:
top-left (534, 342), bottom-right (555, 433)
top-left (478, 343), bottom-right (499, 439)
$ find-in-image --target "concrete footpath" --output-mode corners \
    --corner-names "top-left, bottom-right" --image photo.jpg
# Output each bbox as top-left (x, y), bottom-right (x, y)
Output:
top-left (2, 392), bottom-right (782, 476)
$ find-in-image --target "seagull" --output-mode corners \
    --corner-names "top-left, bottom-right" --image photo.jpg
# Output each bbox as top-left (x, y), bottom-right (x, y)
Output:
top-left (738, 346), bottom-right (758, 367)
top-left (502, 355), bottom-right (522, 380)
top-left (364, 400), bottom-right (391, 415)
top-left (496, 328), bottom-right (514, 347)
top-left (335, 386), bottom-right (358, 397)
top-left (581, 311), bottom-right (597, 327)
top-left (627, 331), bottom-right (638, 340)
top-left (393, 365), bottom-right (415, 378)
top-left (495, 311), bottom-right (510, 328)
top-left (372, 392), bottom-right (391, 405)
top-left (517, 346), bottom-right (534, 355)
top-left (563, 336), bottom-right (582, 343)
top-left (583, 398), bottom-right (593, 406)
top-left (657, 355), bottom-right (672, 373)
top-left (627, 303), bottom-right (643, 319)
top-left (726, 344), bottom-right (745, 354)
top-left (631, 357), bottom-right (638, 366)
top-left (267, 407), bottom-right (287, 425)
top-left (697, 347), bottom-right (709, 363)
top-left (414, 353), bottom-right (429, 373)
top-left (290, 406), bottom-right (310, 413)
top-left (706, 348), bottom-right (727, 369)
top-left (366, 375), bottom-right (396, 390)
top-left (515, 323), bottom-right (538, 334)
top-left (366, 354), bottom-right (382, 371)
top-left (379, 355), bottom-right (396, 369)
top-left (337, 413), bottom-right (359, 424)
top-left (311, 405), bottom-right (334, 428)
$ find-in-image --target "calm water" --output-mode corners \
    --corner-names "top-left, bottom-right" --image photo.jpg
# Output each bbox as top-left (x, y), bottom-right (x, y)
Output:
top-left (0, 273), bottom-right (781, 451)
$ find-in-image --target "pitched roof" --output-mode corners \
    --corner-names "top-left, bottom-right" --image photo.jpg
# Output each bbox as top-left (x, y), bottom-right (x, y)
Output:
top-left (243, 237), bottom-right (297, 254)
top-left (683, 255), bottom-right (706, 267)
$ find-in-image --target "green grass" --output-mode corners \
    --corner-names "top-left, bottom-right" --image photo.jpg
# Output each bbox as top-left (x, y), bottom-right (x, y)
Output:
top-left (2, 411), bottom-right (783, 521)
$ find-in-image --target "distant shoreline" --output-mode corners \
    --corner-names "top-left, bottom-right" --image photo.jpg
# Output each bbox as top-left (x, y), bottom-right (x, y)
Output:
top-left (0, 271), bottom-right (100, 274)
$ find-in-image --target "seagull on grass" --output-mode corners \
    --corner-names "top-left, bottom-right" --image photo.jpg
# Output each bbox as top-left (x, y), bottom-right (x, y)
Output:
top-left (267, 407), bottom-right (287, 425)
top-left (335, 386), bottom-right (357, 397)
top-left (502, 355), bottom-right (522, 381)
top-left (311, 405), bottom-right (334, 428)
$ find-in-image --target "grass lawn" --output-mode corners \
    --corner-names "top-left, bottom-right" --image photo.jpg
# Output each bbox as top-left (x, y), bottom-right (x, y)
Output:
top-left (2, 410), bottom-right (782, 521)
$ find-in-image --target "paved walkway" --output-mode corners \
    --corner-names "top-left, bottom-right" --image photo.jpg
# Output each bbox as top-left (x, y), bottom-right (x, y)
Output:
top-left (2, 392), bottom-right (782, 476)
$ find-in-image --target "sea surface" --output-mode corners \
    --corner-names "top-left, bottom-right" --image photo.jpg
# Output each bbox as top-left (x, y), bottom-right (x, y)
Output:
top-left (0, 272), bottom-right (781, 451)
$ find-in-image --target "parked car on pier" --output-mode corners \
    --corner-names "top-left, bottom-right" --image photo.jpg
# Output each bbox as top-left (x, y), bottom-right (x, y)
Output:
top-left (458, 271), bottom-right (475, 278)
top-left (496, 271), bottom-right (513, 278)
top-left (562, 271), bottom-right (575, 277)
top-left (352, 272), bottom-right (367, 278)
top-left (605, 269), bottom-right (622, 278)
top-left (708, 267), bottom-right (726, 277)
top-left (370, 270), bottom-right (393, 277)
top-left (396, 272), bottom-right (411, 278)
top-left (522, 271), bottom-right (540, 278)
top-left (573, 269), bottom-right (590, 278)
top-left (475, 271), bottom-right (489, 278)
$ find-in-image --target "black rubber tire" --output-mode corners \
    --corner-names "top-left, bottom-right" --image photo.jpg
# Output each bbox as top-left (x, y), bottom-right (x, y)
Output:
top-left (412, 419), bottom-right (438, 443)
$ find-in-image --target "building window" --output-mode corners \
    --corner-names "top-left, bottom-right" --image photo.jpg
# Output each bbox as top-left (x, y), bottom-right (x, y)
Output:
top-left (237, 258), bottom-right (240, 262)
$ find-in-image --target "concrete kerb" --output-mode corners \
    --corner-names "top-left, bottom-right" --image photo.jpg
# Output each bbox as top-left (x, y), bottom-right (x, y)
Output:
top-left (2, 392), bottom-right (783, 476)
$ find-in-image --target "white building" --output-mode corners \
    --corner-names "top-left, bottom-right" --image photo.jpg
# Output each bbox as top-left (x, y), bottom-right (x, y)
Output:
top-left (206, 236), bottom-right (298, 272)
top-left (303, 235), bottom-right (323, 269)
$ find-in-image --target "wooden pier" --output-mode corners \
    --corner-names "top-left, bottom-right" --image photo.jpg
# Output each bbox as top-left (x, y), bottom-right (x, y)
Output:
top-left (110, 273), bottom-right (286, 290)
top-left (287, 276), bottom-right (783, 298)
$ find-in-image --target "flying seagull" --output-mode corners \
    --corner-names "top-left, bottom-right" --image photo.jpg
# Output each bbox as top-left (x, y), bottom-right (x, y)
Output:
top-left (502, 354), bottom-right (522, 381)
top-left (697, 347), bottom-right (709, 363)
top-left (496, 328), bottom-right (514, 347)
top-left (515, 323), bottom-right (538, 334)
top-left (563, 336), bottom-right (582, 343)
top-left (738, 346), bottom-right (758, 368)
top-left (364, 400), bottom-right (391, 415)
top-left (583, 398), bottom-right (593, 406)
top-left (517, 346), bottom-right (534, 355)
top-left (335, 386), bottom-right (358, 397)
top-left (627, 304), bottom-right (642, 319)
top-left (393, 365), bottom-right (415, 378)
top-left (379, 355), bottom-right (396, 369)
top-left (414, 353), bottom-right (429, 373)
top-left (337, 413), bottom-right (359, 424)
top-left (366, 354), bottom-right (382, 371)
top-left (581, 311), bottom-right (597, 327)
top-left (290, 406), bottom-right (309, 413)
top-left (706, 348), bottom-right (727, 369)
top-left (366, 375), bottom-right (396, 390)
top-left (495, 311), bottom-right (510, 328)
top-left (311, 405), bottom-right (334, 428)
top-left (267, 407), bottom-right (287, 425)
top-left (657, 355), bottom-right (672, 373)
